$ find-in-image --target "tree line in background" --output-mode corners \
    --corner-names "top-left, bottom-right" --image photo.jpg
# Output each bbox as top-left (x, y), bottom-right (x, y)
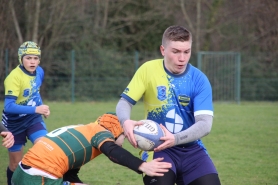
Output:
top-left (0, 0), bottom-right (278, 101)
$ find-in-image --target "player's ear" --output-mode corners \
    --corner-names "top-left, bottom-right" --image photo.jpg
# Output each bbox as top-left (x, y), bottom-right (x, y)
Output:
top-left (160, 45), bottom-right (165, 56)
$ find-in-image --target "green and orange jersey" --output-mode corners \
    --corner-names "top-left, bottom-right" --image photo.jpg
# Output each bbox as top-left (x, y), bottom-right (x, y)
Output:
top-left (22, 122), bottom-right (115, 178)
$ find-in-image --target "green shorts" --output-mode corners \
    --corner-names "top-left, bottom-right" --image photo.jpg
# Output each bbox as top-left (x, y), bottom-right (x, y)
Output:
top-left (11, 165), bottom-right (63, 185)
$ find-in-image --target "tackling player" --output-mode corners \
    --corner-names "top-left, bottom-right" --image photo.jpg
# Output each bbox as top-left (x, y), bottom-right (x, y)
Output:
top-left (11, 113), bottom-right (172, 185)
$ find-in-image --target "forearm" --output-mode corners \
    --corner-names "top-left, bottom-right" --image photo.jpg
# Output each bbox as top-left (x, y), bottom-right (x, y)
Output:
top-left (100, 141), bottom-right (143, 174)
top-left (0, 123), bottom-right (8, 132)
top-left (174, 115), bottom-right (213, 145)
top-left (4, 98), bottom-right (35, 114)
top-left (116, 98), bottom-right (132, 126)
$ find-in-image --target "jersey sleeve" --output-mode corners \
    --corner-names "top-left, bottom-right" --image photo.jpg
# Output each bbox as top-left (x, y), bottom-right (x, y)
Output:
top-left (121, 63), bottom-right (148, 105)
top-left (4, 98), bottom-right (35, 114)
top-left (193, 73), bottom-right (213, 116)
top-left (90, 125), bottom-right (116, 149)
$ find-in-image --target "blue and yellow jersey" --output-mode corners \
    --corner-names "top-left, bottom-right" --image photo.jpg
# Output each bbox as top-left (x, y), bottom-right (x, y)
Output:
top-left (22, 123), bottom-right (115, 178)
top-left (2, 65), bottom-right (44, 134)
top-left (121, 59), bottom-right (213, 134)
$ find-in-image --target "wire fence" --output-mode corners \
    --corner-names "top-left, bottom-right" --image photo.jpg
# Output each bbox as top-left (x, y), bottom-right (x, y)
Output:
top-left (1, 49), bottom-right (278, 102)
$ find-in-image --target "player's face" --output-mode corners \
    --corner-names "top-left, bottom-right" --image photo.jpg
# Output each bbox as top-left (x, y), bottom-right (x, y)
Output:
top-left (160, 40), bottom-right (192, 74)
top-left (22, 55), bottom-right (40, 74)
top-left (115, 134), bottom-right (125, 147)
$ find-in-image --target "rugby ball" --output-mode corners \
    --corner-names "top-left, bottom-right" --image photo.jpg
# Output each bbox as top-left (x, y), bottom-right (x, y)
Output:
top-left (133, 120), bottom-right (165, 151)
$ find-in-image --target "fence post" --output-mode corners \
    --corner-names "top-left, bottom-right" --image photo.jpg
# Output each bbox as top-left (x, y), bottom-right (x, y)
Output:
top-left (5, 49), bottom-right (9, 77)
top-left (71, 50), bottom-right (75, 103)
top-left (134, 50), bottom-right (139, 71)
top-left (235, 52), bottom-right (241, 104)
top-left (197, 51), bottom-right (202, 69)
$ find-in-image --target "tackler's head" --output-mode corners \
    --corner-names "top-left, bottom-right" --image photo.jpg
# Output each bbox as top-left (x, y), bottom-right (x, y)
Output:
top-left (97, 112), bottom-right (124, 139)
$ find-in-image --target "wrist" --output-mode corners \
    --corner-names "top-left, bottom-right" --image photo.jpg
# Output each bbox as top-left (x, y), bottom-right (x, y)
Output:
top-left (122, 119), bottom-right (130, 127)
top-left (138, 162), bottom-right (146, 172)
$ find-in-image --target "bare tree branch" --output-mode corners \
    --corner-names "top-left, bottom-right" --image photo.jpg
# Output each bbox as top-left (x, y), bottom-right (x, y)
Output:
top-left (196, 0), bottom-right (201, 52)
top-left (9, 0), bottom-right (23, 44)
top-left (102, 0), bottom-right (109, 29)
top-left (32, 0), bottom-right (41, 42)
top-left (180, 0), bottom-right (195, 33)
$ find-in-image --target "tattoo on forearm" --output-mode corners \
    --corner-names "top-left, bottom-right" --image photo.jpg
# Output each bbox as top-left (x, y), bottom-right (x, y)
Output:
top-left (180, 135), bottom-right (188, 140)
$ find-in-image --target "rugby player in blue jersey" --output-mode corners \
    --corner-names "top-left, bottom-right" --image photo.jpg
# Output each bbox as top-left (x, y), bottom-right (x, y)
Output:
top-left (116, 25), bottom-right (221, 185)
top-left (1, 41), bottom-right (50, 185)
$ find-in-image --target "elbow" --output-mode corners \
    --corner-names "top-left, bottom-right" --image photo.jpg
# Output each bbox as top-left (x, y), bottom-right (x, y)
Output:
top-left (205, 121), bottom-right (213, 136)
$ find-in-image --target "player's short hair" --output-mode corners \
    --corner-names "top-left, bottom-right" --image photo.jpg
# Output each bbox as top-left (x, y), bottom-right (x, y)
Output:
top-left (18, 41), bottom-right (41, 65)
top-left (162, 25), bottom-right (192, 46)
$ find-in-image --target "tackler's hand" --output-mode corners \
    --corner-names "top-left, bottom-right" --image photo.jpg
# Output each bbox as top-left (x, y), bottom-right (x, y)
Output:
top-left (138, 157), bottom-right (172, 176)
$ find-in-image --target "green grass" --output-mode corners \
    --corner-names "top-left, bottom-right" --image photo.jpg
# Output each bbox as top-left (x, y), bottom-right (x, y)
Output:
top-left (0, 101), bottom-right (277, 185)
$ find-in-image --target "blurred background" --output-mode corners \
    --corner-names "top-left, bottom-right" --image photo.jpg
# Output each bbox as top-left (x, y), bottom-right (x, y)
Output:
top-left (1, 0), bottom-right (277, 102)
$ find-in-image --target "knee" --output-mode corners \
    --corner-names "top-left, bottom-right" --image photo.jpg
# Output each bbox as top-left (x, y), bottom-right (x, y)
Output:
top-left (9, 163), bottom-right (19, 172)
top-left (9, 159), bottom-right (21, 171)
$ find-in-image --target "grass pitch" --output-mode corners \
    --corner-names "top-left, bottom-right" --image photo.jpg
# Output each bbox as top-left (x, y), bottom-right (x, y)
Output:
top-left (0, 101), bottom-right (277, 185)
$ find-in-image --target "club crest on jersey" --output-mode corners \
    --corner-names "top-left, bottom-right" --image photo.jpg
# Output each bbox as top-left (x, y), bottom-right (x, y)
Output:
top-left (8, 90), bottom-right (13, 95)
top-left (23, 89), bottom-right (30, 97)
top-left (179, 95), bottom-right (190, 106)
top-left (157, 86), bottom-right (166, 101)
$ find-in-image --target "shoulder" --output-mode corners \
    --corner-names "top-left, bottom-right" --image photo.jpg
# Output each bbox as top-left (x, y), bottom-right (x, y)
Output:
top-left (7, 65), bottom-right (21, 76)
top-left (188, 64), bottom-right (204, 75)
top-left (136, 59), bottom-right (163, 75)
top-left (188, 64), bottom-right (209, 81)
top-left (4, 66), bottom-right (22, 82)
top-left (140, 59), bottom-right (163, 68)
top-left (36, 66), bottom-right (44, 75)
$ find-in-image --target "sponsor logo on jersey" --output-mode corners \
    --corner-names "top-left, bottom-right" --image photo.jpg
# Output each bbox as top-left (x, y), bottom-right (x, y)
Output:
top-left (157, 86), bottom-right (166, 101)
top-left (23, 89), bottom-right (30, 97)
top-left (178, 95), bottom-right (190, 106)
top-left (124, 87), bottom-right (129, 93)
top-left (8, 90), bottom-right (13, 95)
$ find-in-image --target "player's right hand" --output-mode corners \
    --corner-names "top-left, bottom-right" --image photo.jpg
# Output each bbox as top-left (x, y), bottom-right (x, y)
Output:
top-left (139, 157), bottom-right (172, 176)
top-left (123, 120), bottom-right (143, 148)
top-left (1, 131), bottom-right (14, 148)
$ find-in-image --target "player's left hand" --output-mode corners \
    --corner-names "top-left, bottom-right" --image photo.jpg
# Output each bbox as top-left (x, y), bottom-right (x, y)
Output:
top-left (139, 157), bottom-right (171, 176)
top-left (153, 124), bottom-right (175, 152)
top-left (1, 131), bottom-right (14, 148)
top-left (44, 109), bottom-right (51, 119)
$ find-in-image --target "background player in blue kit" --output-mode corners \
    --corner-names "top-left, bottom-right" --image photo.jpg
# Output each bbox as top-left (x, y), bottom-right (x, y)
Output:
top-left (1, 41), bottom-right (50, 185)
top-left (116, 25), bottom-right (221, 185)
